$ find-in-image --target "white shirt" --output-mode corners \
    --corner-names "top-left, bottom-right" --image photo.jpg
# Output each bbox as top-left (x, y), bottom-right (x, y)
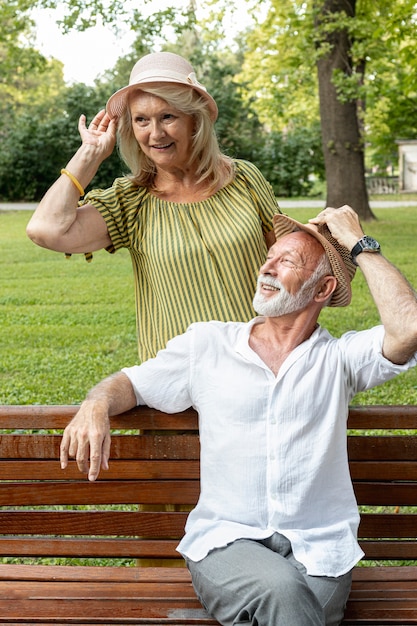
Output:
top-left (123, 319), bottom-right (416, 577)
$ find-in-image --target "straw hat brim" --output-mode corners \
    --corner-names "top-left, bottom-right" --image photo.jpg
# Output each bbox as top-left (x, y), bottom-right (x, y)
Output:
top-left (273, 213), bottom-right (356, 307)
top-left (106, 77), bottom-right (218, 121)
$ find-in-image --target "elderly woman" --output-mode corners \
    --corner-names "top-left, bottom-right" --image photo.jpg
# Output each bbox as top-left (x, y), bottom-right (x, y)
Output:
top-left (27, 52), bottom-right (279, 361)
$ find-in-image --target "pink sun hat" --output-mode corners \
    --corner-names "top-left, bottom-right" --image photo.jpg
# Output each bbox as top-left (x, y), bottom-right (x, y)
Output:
top-left (106, 51), bottom-right (218, 122)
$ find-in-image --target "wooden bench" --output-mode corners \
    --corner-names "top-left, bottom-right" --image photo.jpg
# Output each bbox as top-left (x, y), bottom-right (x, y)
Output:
top-left (0, 404), bottom-right (417, 624)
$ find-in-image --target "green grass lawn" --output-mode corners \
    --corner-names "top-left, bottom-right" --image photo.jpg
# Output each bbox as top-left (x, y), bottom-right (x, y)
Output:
top-left (0, 210), bottom-right (138, 404)
top-left (1, 205), bottom-right (417, 406)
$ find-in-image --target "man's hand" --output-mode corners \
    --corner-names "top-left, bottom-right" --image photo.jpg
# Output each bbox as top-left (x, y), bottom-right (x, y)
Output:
top-left (60, 400), bottom-right (111, 482)
top-left (309, 205), bottom-right (364, 251)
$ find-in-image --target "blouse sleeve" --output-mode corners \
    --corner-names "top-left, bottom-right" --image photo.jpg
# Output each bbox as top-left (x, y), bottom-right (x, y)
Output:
top-left (234, 159), bottom-right (281, 233)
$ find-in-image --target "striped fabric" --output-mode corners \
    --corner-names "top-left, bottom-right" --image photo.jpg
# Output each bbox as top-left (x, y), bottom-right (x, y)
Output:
top-left (82, 160), bottom-right (280, 361)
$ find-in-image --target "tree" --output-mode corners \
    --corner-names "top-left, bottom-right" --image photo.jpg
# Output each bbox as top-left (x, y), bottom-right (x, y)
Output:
top-left (240, 0), bottom-right (373, 219)
top-left (314, 0), bottom-right (373, 218)
top-left (240, 0), bottom-right (417, 220)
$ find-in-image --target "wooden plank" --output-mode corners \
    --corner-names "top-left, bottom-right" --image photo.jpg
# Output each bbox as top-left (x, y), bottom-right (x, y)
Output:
top-left (359, 514), bottom-right (417, 538)
top-left (360, 540), bottom-right (417, 560)
top-left (353, 482), bottom-right (417, 505)
top-left (347, 404), bottom-right (417, 429)
top-left (343, 604), bottom-right (417, 622)
top-left (5, 431), bottom-right (415, 465)
top-left (351, 566), bottom-right (417, 581)
top-left (0, 597), bottom-right (207, 621)
top-left (2, 456), bottom-right (416, 482)
top-left (0, 537), bottom-right (181, 559)
top-left (0, 434), bottom-right (200, 460)
top-left (0, 564), bottom-right (192, 582)
top-left (6, 477), bottom-right (417, 508)
top-left (0, 480), bottom-right (200, 506)
top-left (1, 403), bottom-right (417, 431)
top-left (0, 405), bottom-right (199, 431)
top-left (349, 460), bottom-right (417, 481)
top-left (0, 511), bottom-right (188, 537)
top-left (0, 459), bottom-right (200, 481)
top-left (348, 435), bottom-right (417, 461)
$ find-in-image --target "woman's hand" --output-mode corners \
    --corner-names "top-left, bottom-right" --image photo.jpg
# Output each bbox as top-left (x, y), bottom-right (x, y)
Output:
top-left (78, 109), bottom-right (118, 161)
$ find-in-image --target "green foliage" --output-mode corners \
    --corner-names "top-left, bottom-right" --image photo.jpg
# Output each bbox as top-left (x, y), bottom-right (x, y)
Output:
top-left (2, 0), bottom-right (417, 200)
top-left (241, 0), bottom-right (417, 170)
top-left (256, 125), bottom-right (325, 197)
top-left (0, 81), bottom-right (125, 201)
top-left (239, 0), bottom-right (319, 130)
top-left (191, 50), bottom-right (266, 163)
top-left (0, 4), bottom-right (326, 202)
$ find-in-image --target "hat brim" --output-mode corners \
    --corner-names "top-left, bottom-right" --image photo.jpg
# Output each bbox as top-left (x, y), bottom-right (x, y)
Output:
top-left (106, 79), bottom-right (218, 122)
top-left (272, 213), bottom-right (355, 307)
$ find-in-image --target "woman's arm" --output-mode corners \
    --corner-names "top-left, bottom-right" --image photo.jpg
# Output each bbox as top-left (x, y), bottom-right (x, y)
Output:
top-left (27, 110), bottom-right (117, 253)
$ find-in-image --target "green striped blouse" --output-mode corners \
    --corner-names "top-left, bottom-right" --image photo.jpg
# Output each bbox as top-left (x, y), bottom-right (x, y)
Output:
top-left (83, 159), bottom-right (280, 362)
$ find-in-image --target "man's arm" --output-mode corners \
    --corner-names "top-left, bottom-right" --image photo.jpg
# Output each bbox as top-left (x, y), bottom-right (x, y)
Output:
top-left (60, 372), bottom-right (137, 482)
top-left (310, 205), bottom-right (417, 365)
top-left (354, 252), bottom-right (417, 364)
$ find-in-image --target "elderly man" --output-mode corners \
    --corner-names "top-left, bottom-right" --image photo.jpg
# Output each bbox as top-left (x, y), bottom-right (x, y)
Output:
top-left (60, 205), bottom-right (417, 626)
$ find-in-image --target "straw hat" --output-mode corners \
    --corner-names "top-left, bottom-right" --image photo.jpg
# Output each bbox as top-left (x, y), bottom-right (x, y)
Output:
top-left (106, 51), bottom-right (218, 121)
top-left (272, 213), bottom-right (357, 307)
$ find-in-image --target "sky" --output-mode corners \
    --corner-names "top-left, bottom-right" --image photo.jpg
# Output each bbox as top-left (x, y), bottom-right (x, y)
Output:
top-left (31, 1), bottom-right (257, 85)
top-left (32, 7), bottom-right (137, 85)
top-left (31, 1), bottom-right (187, 85)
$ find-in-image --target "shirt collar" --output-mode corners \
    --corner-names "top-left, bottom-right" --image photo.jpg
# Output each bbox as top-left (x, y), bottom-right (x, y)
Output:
top-left (235, 317), bottom-right (323, 371)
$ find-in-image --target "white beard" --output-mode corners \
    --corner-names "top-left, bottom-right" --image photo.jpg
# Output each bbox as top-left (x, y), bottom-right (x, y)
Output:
top-left (252, 274), bottom-right (319, 317)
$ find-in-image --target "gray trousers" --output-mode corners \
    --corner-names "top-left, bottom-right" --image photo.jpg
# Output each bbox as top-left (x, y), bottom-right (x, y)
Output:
top-left (186, 533), bottom-right (352, 626)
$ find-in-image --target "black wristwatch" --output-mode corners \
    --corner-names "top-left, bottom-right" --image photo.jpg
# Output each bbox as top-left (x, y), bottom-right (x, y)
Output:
top-left (350, 236), bottom-right (381, 266)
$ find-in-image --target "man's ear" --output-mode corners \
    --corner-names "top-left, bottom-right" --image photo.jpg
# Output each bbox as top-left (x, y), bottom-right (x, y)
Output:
top-left (315, 276), bottom-right (338, 303)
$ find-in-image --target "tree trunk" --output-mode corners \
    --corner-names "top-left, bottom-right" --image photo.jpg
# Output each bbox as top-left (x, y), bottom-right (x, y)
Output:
top-left (314, 0), bottom-right (375, 221)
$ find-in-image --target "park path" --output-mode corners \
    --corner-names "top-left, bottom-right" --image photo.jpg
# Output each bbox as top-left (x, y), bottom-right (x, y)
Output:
top-left (1, 200), bottom-right (417, 211)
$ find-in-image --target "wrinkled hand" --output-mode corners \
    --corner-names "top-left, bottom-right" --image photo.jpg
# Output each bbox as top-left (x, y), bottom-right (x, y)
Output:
top-left (60, 400), bottom-right (111, 481)
top-left (309, 204), bottom-right (364, 251)
top-left (78, 109), bottom-right (118, 161)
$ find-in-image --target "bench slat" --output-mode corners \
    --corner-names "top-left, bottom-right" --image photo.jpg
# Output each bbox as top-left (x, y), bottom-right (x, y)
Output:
top-left (348, 405), bottom-right (417, 429)
top-left (348, 435), bottom-right (417, 460)
top-left (0, 459), bottom-right (200, 480)
top-left (2, 403), bottom-right (417, 430)
top-left (0, 537), bottom-right (182, 559)
top-left (0, 511), bottom-right (188, 537)
top-left (5, 433), bottom-right (417, 461)
top-left (0, 405), bottom-right (200, 431)
top-left (349, 460), bottom-right (417, 480)
top-left (7, 537), bottom-right (417, 562)
top-left (354, 481), bottom-right (417, 505)
top-left (0, 480), bottom-right (417, 506)
top-left (359, 514), bottom-right (417, 538)
top-left (0, 480), bottom-right (199, 506)
top-left (0, 434), bottom-right (200, 460)
top-left (359, 540), bottom-right (417, 560)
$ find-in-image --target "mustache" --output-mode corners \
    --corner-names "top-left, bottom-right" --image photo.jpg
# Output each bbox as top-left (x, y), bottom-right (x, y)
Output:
top-left (257, 274), bottom-right (284, 291)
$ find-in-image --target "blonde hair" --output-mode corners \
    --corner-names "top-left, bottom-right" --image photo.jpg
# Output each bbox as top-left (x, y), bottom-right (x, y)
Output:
top-left (117, 85), bottom-right (234, 193)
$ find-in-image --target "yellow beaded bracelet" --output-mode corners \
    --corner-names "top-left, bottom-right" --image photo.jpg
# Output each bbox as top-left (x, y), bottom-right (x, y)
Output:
top-left (60, 168), bottom-right (85, 196)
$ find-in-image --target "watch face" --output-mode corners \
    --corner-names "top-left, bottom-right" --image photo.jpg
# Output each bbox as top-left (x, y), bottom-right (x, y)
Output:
top-left (362, 236), bottom-right (380, 251)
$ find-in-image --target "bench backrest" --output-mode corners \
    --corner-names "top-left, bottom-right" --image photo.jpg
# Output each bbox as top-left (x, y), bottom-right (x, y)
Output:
top-left (0, 405), bottom-right (416, 565)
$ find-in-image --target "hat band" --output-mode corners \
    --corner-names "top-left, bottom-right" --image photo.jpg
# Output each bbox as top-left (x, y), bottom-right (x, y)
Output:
top-left (131, 69), bottom-right (208, 92)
